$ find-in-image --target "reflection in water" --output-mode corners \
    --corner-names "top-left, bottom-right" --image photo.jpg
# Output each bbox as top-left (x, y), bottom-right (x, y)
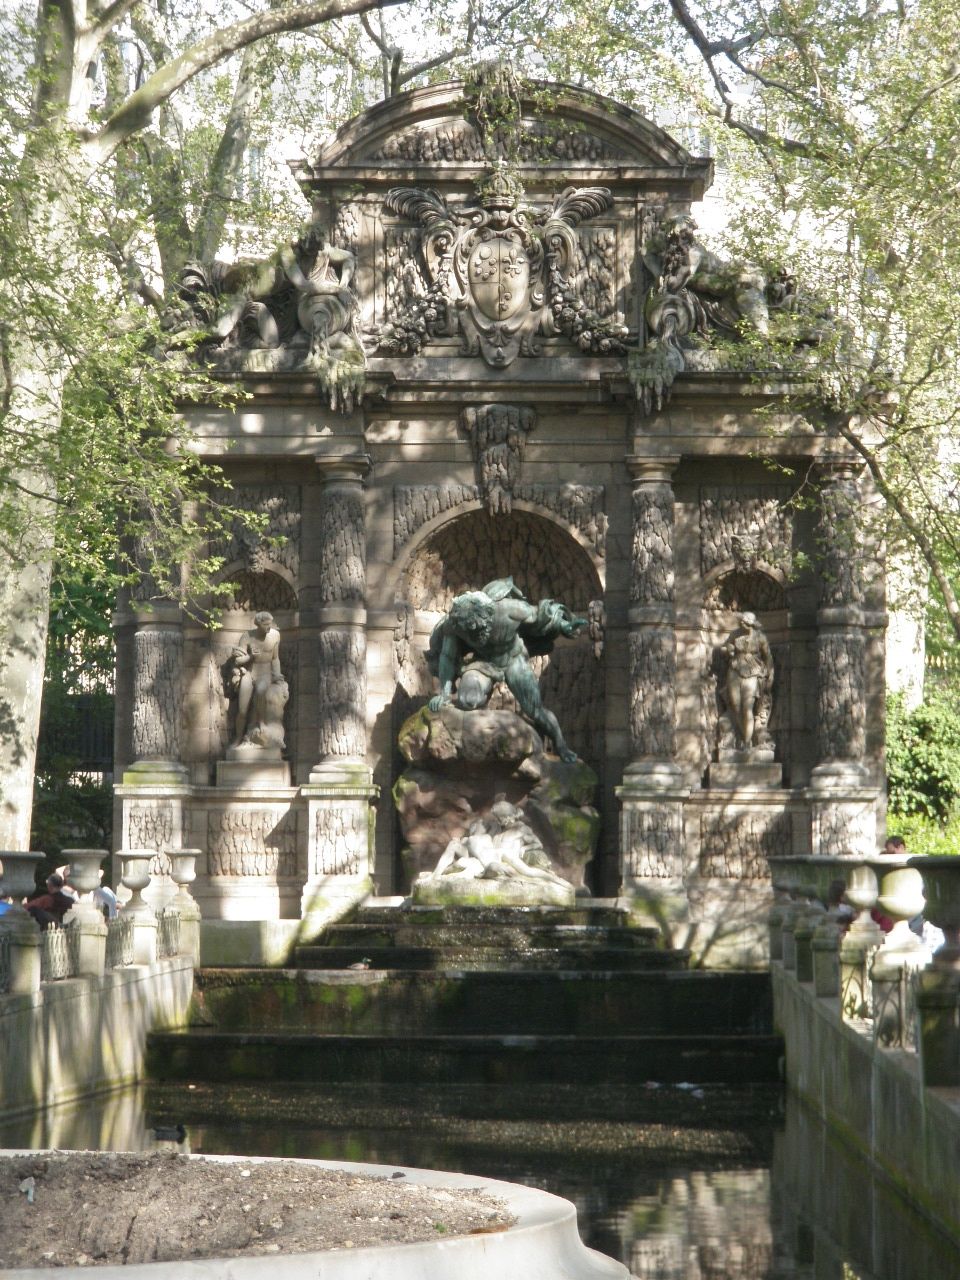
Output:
top-left (1, 1086), bottom-right (958, 1280)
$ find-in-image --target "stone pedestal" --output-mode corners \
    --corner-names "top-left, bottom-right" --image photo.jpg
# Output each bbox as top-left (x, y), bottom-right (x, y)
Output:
top-left (395, 704), bottom-right (599, 892)
top-left (0, 908), bottom-right (42, 993)
top-left (709, 758), bottom-right (783, 789)
top-left (217, 745), bottom-right (291, 789)
top-left (412, 876), bottom-right (574, 908)
top-left (116, 785), bottom-right (190, 910)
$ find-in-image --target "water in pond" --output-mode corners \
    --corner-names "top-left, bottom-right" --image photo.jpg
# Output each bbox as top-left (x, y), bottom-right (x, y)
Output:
top-left (2, 1082), bottom-right (958, 1279)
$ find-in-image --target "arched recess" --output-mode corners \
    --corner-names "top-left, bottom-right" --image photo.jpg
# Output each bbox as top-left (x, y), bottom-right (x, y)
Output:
top-left (699, 566), bottom-right (791, 780)
top-left (394, 507), bottom-right (605, 771)
top-left (186, 562), bottom-right (301, 777)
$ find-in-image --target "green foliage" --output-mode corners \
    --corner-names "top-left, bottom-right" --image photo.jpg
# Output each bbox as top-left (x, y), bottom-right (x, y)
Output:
top-left (30, 572), bottom-right (115, 859)
top-left (886, 692), bottom-right (960, 820)
top-left (885, 810), bottom-right (960, 858)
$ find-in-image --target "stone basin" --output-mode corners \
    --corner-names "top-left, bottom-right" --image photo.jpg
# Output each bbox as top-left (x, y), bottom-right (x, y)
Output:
top-left (3, 1154), bottom-right (627, 1280)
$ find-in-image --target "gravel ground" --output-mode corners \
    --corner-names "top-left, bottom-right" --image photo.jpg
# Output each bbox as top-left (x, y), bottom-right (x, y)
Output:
top-left (1, 1151), bottom-right (514, 1270)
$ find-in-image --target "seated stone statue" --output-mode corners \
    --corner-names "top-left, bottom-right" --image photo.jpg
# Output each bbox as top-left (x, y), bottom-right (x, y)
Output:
top-left (229, 611), bottom-right (288, 751)
top-left (426, 577), bottom-right (586, 762)
top-left (632, 214), bottom-right (770, 412)
top-left (652, 214), bottom-right (769, 337)
top-left (171, 225), bottom-right (361, 362)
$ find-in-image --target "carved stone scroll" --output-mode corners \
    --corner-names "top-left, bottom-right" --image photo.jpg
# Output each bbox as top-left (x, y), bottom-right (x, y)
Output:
top-left (207, 807), bottom-right (298, 877)
top-left (699, 810), bottom-right (788, 879)
top-left (459, 404), bottom-right (537, 515)
top-left (313, 806), bottom-right (370, 877)
top-left (623, 806), bottom-right (683, 879)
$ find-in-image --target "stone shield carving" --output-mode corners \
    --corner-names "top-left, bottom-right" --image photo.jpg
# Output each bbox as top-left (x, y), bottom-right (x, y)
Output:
top-left (379, 165), bottom-right (628, 367)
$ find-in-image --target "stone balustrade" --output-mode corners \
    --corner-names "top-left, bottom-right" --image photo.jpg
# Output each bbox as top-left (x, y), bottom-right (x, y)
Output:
top-left (769, 852), bottom-right (960, 1083)
top-left (0, 849), bottom-right (201, 997)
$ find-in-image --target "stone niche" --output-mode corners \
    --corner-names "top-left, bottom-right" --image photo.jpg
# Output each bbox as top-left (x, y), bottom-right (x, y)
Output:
top-left (111, 74), bottom-right (885, 960)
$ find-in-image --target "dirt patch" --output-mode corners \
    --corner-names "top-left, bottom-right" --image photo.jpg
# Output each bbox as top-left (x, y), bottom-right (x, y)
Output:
top-left (1, 1151), bottom-right (514, 1270)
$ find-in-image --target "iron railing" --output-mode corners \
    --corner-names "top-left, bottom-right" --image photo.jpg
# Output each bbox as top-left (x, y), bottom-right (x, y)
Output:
top-left (40, 924), bottom-right (79, 982)
top-left (156, 909), bottom-right (181, 959)
top-left (105, 915), bottom-right (134, 969)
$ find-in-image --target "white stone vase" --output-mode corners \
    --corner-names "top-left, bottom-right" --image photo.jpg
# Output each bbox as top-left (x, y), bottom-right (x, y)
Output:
top-left (62, 848), bottom-right (107, 898)
top-left (120, 852), bottom-right (155, 920)
top-left (0, 850), bottom-right (44, 901)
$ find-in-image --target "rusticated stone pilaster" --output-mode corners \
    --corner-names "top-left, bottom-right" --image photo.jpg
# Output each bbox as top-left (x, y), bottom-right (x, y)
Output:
top-left (305, 454), bottom-right (377, 910)
top-left (125, 604), bottom-right (186, 783)
top-left (625, 457), bottom-right (680, 773)
top-left (311, 455), bottom-right (370, 775)
top-left (317, 629), bottom-right (367, 760)
top-left (813, 458), bottom-right (868, 775)
top-left (629, 629), bottom-right (676, 759)
top-left (816, 632), bottom-right (866, 762)
top-left (618, 455), bottom-right (688, 919)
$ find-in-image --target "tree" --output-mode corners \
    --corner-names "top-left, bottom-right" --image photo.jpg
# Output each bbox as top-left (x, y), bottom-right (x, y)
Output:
top-left (0, 0), bottom-right (411, 849)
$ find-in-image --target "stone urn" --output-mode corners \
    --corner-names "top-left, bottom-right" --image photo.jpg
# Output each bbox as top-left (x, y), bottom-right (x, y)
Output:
top-left (909, 857), bottom-right (960, 967)
top-left (874, 867), bottom-right (929, 971)
top-left (0, 851), bottom-right (44, 901)
top-left (62, 848), bottom-right (107, 898)
top-left (120, 852), bottom-right (154, 920)
top-left (170, 851), bottom-right (198, 904)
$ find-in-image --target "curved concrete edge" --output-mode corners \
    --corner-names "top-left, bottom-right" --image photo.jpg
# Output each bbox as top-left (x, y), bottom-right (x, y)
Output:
top-left (2, 1152), bottom-right (629, 1280)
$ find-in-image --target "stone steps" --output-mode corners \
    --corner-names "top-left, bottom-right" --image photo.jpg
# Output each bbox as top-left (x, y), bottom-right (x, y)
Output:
top-left (318, 923), bottom-right (660, 949)
top-left (147, 1028), bottom-right (784, 1087)
top-left (192, 968), bottom-right (773, 1036)
top-left (292, 945), bottom-right (689, 971)
top-left (149, 902), bottom-right (782, 1088)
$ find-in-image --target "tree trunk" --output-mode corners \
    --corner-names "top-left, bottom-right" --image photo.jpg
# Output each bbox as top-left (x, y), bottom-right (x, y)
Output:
top-left (0, 347), bottom-right (60, 850)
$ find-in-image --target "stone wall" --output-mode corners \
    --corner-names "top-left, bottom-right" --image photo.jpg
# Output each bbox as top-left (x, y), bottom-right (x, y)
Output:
top-left (773, 966), bottom-right (960, 1239)
top-left (0, 958), bottom-right (193, 1119)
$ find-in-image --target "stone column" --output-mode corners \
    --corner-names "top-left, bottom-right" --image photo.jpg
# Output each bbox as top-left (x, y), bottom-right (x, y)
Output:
top-left (808, 458), bottom-right (877, 857)
top-left (302, 455), bottom-right (378, 923)
top-left (124, 603), bottom-right (188, 785)
top-left (114, 601), bottom-right (189, 909)
top-left (616, 457), bottom-right (689, 921)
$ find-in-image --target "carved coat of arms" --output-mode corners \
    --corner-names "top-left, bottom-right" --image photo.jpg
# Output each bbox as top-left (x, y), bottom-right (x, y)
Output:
top-left (378, 164), bottom-right (628, 367)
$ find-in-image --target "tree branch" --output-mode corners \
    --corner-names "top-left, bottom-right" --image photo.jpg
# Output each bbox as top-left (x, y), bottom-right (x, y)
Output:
top-left (85, 0), bottom-right (406, 164)
top-left (666, 0), bottom-right (824, 159)
top-left (193, 45), bottom-right (264, 262)
top-left (85, 0), bottom-right (142, 48)
top-left (835, 417), bottom-right (960, 643)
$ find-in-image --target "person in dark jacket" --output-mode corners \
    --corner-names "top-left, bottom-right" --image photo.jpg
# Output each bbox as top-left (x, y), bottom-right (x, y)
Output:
top-left (25, 874), bottom-right (75, 928)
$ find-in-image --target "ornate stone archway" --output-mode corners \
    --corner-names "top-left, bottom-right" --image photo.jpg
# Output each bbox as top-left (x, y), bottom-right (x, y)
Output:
top-left (394, 507), bottom-right (605, 772)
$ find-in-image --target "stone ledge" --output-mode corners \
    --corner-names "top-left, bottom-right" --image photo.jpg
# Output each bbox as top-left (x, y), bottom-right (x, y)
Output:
top-left (773, 964), bottom-right (960, 1238)
top-left (1, 1155), bottom-right (628, 1280)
